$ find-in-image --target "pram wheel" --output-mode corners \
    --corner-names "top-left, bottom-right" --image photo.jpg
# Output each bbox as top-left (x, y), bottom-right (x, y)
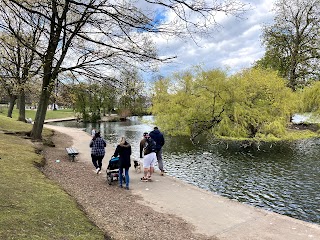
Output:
top-left (106, 156), bottom-right (124, 186)
top-left (107, 173), bottom-right (113, 185)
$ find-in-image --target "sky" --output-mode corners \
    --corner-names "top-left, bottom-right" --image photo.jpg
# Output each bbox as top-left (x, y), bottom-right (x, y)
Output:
top-left (145, 0), bottom-right (276, 79)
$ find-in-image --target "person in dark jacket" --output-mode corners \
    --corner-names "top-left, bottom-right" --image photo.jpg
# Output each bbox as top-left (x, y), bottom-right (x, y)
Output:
top-left (89, 132), bottom-right (106, 174)
top-left (139, 132), bottom-right (149, 158)
top-left (113, 137), bottom-right (132, 190)
top-left (149, 127), bottom-right (165, 175)
top-left (139, 132), bottom-right (157, 181)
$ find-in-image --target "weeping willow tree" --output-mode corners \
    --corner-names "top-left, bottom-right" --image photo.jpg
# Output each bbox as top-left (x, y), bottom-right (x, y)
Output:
top-left (299, 81), bottom-right (320, 118)
top-left (152, 68), bottom-right (229, 140)
top-left (152, 67), bottom-right (299, 142)
top-left (215, 68), bottom-right (297, 140)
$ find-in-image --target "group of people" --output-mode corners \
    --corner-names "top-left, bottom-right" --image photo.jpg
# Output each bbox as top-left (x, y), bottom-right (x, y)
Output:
top-left (89, 127), bottom-right (165, 190)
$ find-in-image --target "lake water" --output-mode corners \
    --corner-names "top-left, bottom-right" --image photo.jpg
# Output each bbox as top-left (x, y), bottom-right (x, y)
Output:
top-left (48, 116), bottom-right (320, 225)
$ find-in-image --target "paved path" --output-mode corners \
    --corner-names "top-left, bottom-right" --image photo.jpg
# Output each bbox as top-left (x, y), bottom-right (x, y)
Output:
top-left (44, 117), bottom-right (77, 123)
top-left (44, 124), bottom-right (320, 240)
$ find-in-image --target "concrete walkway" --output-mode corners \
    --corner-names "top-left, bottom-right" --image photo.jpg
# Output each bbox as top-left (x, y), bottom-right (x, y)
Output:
top-left (44, 124), bottom-right (320, 240)
top-left (44, 117), bottom-right (77, 123)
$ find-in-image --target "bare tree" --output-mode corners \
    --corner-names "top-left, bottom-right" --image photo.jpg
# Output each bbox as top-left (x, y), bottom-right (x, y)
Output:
top-left (0, 11), bottom-right (42, 120)
top-left (0, 0), bottom-right (247, 139)
top-left (261, 0), bottom-right (320, 90)
top-left (0, 34), bottom-right (41, 120)
top-left (0, 76), bottom-right (17, 118)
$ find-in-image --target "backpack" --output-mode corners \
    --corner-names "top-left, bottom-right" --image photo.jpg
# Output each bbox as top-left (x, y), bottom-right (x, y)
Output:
top-left (145, 138), bottom-right (157, 153)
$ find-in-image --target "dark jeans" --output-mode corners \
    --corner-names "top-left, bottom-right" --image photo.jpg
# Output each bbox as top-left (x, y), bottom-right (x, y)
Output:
top-left (91, 154), bottom-right (104, 169)
top-left (119, 168), bottom-right (129, 187)
top-left (156, 148), bottom-right (164, 171)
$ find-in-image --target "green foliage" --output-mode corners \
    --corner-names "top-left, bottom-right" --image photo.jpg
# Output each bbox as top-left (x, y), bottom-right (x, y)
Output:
top-left (218, 68), bottom-right (297, 139)
top-left (299, 81), bottom-right (320, 114)
top-left (284, 128), bottom-right (318, 141)
top-left (71, 83), bottom-right (116, 122)
top-left (151, 77), bottom-right (176, 131)
top-left (152, 67), bottom-right (301, 141)
top-left (71, 71), bottom-right (149, 121)
top-left (152, 68), bottom-right (231, 139)
top-left (261, 120), bottom-right (286, 137)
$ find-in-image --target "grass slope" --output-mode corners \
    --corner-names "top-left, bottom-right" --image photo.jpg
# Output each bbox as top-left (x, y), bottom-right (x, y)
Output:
top-left (0, 116), bottom-right (105, 239)
top-left (0, 108), bottom-right (75, 121)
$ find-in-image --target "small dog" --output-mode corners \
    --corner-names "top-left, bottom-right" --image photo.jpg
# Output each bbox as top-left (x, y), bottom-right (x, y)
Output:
top-left (133, 160), bottom-right (142, 173)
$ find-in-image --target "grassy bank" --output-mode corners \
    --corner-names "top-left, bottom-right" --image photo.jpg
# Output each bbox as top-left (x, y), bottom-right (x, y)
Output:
top-left (0, 115), bottom-right (105, 239)
top-left (0, 108), bottom-right (75, 121)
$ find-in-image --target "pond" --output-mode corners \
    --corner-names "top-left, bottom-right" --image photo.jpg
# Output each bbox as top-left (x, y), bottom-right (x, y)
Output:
top-left (48, 116), bottom-right (320, 225)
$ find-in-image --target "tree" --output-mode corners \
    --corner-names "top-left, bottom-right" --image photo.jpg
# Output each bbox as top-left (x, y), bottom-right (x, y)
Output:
top-left (218, 68), bottom-right (297, 139)
top-left (152, 67), bottom-right (297, 141)
top-left (57, 83), bottom-right (74, 109)
top-left (117, 69), bottom-right (147, 117)
top-left (152, 68), bottom-right (230, 141)
top-left (71, 83), bottom-right (97, 122)
top-left (71, 81), bottom-right (118, 122)
top-left (0, 13), bottom-right (42, 120)
top-left (299, 81), bottom-right (320, 116)
top-left (259, 0), bottom-right (320, 91)
top-left (0, 76), bottom-right (17, 118)
top-left (0, 0), bottom-right (247, 140)
top-left (99, 83), bottom-right (117, 117)
top-left (0, 34), bottom-right (40, 120)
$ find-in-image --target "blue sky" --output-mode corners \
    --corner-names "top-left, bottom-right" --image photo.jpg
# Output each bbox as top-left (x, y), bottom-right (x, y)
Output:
top-left (145, 0), bottom-right (276, 79)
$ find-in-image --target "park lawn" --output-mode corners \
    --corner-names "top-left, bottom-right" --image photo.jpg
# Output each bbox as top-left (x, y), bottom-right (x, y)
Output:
top-left (0, 115), bottom-right (33, 133)
top-left (0, 118), bottom-right (104, 239)
top-left (0, 108), bottom-right (75, 121)
top-left (0, 115), bottom-right (52, 139)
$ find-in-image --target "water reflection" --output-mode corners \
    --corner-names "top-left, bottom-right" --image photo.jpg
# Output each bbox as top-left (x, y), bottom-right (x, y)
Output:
top-left (48, 116), bottom-right (320, 225)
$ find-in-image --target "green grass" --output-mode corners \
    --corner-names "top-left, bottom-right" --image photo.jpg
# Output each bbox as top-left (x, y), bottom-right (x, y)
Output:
top-left (0, 117), bottom-right (105, 239)
top-left (0, 107), bottom-right (75, 121)
top-left (0, 115), bottom-right (33, 133)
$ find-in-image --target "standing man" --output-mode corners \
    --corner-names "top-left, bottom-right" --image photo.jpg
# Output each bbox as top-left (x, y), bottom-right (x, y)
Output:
top-left (140, 132), bottom-right (157, 181)
top-left (149, 127), bottom-right (165, 176)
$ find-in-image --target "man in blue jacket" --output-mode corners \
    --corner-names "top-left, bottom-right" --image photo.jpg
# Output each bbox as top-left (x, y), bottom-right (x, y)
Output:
top-left (149, 127), bottom-right (165, 176)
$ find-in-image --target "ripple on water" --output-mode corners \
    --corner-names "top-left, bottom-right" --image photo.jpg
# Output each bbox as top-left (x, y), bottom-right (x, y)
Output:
top-left (165, 141), bottom-right (320, 225)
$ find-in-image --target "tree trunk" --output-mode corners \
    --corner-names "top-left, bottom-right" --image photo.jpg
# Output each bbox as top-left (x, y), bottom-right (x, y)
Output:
top-left (16, 98), bottom-right (19, 109)
top-left (7, 95), bottom-right (17, 118)
top-left (18, 89), bottom-right (26, 122)
top-left (31, 77), bottom-right (52, 140)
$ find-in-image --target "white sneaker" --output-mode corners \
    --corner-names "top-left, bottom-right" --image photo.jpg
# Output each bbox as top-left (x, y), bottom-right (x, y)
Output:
top-left (96, 168), bottom-right (100, 174)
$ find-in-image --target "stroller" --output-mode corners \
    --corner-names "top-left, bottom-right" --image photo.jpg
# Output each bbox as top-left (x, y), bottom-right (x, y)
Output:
top-left (106, 156), bottom-right (125, 185)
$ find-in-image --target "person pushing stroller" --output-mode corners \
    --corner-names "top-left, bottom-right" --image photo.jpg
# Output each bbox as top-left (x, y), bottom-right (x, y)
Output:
top-left (113, 137), bottom-right (131, 190)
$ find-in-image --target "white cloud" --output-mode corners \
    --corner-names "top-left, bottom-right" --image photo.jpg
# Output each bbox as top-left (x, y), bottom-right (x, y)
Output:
top-left (146, 0), bottom-right (276, 79)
